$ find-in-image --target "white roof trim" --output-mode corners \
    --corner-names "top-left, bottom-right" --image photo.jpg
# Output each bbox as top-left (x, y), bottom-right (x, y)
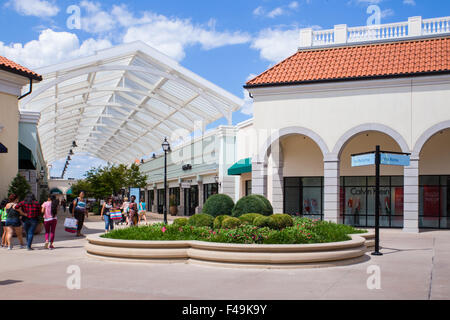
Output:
top-left (19, 41), bottom-right (243, 165)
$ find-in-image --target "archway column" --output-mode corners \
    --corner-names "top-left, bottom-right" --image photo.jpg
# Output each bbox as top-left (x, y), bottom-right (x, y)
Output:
top-left (252, 161), bottom-right (267, 197)
top-left (403, 157), bottom-right (419, 233)
top-left (324, 155), bottom-right (342, 224)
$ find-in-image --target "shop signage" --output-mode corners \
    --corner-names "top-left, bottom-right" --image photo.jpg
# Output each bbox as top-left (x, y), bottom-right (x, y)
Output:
top-left (380, 153), bottom-right (410, 166)
top-left (181, 182), bottom-right (191, 189)
top-left (351, 153), bottom-right (375, 167)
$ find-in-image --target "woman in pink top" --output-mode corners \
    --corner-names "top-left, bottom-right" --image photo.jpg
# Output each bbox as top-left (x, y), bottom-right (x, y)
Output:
top-left (41, 195), bottom-right (59, 250)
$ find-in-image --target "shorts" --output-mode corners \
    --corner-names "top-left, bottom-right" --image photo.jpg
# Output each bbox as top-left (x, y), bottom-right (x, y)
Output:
top-left (1, 221), bottom-right (5, 227)
top-left (139, 211), bottom-right (146, 217)
top-left (5, 218), bottom-right (21, 227)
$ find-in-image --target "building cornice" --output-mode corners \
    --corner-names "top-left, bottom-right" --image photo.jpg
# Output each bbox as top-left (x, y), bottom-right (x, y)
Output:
top-left (19, 110), bottom-right (40, 124)
top-left (247, 74), bottom-right (450, 98)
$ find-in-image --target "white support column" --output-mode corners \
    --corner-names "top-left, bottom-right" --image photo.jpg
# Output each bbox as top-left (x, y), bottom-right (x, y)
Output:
top-left (197, 179), bottom-right (204, 214)
top-left (334, 24), bottom-right (348, 44)
top-left (144, 188), bottom-right (149, 211)
top-left (323, 157), bottom-right (341, 224)
top-left (152, 185), bottom-right (157, 213)
top-left (300, 28), bottom-right (313, 48)
top-left (408, 16), bottom-right (423, 36)
top-left (252, 161), bottom-right (267, 197)
top-left (178, 180), bottom-right (185, 216)
top-left (403, 158), bottom-right (420, 233)
top-left (271, 142), bottom-right (284, 213)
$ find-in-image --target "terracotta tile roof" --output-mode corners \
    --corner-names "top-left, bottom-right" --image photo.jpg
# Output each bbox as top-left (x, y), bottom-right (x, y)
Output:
top-left (0, 56), bottom-right (42, 81)
top-left (245, 36), bottom-right (450, 88)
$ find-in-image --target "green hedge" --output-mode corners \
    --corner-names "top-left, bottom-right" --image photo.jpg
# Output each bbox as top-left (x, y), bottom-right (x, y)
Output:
top-left (173, 218), bottom-right (188, 227)
top-left (253, 216), bottom-right (271, 228)
top-left (188, 214), bottom-right (214, 228)
top-left (221, 217), bottom-right (242, 229)
top-left (239, 213), bottom-right (265, 225)
top-left (232, 195), bottom-right (273, 217)
top-left (213, 215), bottom-right (230, 229)
top-left (269, 214), bottom-right (294, 230)
top-left (202, 194), bottom-right (234, 217)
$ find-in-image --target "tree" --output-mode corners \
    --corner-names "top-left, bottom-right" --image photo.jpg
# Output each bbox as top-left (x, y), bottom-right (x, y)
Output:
top-left (70, 179), bottom-right (93, 199)
top-left (8, 173), bottom-right (31, 201)
top-left (125, 163), bottom-right (148, 189)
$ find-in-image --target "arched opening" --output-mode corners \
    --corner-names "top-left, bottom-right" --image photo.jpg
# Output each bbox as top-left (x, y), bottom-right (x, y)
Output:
top-left (274, 134), bottom-right (325, 219)
top-left (418, 128), bottom-right (450, 229)
top-left (338, 131), bottom-right (405, 228)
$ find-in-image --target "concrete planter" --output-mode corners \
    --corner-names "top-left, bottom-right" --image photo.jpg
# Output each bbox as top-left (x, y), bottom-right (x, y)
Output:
top-left (86, 231), bottom-right (375, 269)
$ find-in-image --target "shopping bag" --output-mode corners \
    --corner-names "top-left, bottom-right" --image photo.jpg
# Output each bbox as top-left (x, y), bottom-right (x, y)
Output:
top-left (110, 209), bottom-right (122, 220)
top-left (64, 217), bottom-right (78, 233)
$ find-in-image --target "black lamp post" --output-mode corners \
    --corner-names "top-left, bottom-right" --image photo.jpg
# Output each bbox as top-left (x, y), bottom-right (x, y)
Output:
top-left (162, 138), bottom-right (171, 225)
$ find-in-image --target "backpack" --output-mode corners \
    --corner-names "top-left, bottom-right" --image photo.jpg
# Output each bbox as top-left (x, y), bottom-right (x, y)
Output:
top-left (69, 198), bottom-right (78, 214)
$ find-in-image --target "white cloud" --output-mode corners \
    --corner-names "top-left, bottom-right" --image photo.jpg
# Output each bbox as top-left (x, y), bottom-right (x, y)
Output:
top-left (403, 0), bottom-right (416, 5)
top-left (251, 28), bottom-right (302, 63)
top-left (267, 7), bottom-right (285, 18)
top-left (253, 1), bottom-right (299, 19)
top-left (381, 8), bottom-right (394, 18)
top-left (6, 0), bottom-right (59, 17)
top-left (0, 29), bottom-right (112, 69)
top-left (253, 6), bottom-right (264, 16)
top-left (123, 13), bottom-right (251, 61)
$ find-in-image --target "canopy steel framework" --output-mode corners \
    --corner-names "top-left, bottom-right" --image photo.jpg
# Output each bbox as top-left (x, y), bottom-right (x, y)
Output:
top-left (19, 41), bottom-right (243, 165)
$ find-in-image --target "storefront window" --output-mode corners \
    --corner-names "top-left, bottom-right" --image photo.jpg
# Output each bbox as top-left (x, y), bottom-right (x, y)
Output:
top-left (419, 176), bottom-right (450, 229)
top-left (204, 183), bottom-right (219, 203)
top-left (169, 188), bottom-right (180, 205)
top-left (245, 180), bottom-right (252, 196)
top-left (147, 190), bottom-right (154, 211)
top-left (341, 176), bottom-right (404, 228)
top-left (284, 177), bottom-right (323, 220)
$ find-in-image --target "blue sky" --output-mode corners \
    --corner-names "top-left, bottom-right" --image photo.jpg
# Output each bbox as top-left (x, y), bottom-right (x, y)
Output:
top-left (1, 0), bottom-right (448, 178)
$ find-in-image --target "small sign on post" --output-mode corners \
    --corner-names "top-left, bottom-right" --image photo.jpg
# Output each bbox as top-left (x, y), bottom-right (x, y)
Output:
top-left (351, 147), bottom-right (411, 256)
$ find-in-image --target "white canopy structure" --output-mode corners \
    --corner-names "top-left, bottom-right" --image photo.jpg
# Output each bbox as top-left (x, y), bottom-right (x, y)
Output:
top-left (19, 41), bottom-right (243, 165)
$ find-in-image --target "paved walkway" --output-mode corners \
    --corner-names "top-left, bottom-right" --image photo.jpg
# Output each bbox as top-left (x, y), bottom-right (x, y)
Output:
top-left (0, 211), bottom-right (449, 300)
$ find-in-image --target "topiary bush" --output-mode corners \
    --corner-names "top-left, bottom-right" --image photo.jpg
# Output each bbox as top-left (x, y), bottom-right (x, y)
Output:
top-left (213, 215), bottom-right (230, 229)
top-left (173, 218), bottom-right (188, 227)
top-left (188, 214), bottom-right (214, 228)
top-left (252, 195), bottom-right (273, 216)
top-left (232, 195), bottom-right (273, 217)
top-left (239, 213), bottom-right (265, 225)
top-left (202, 194), bottom-right (235, 217)
top-left (269, 214), bottom-right (294, 230)
top-left (221, 217), bottom-right (242, 229)
top-left (253, 216), bottom-right (272, 228)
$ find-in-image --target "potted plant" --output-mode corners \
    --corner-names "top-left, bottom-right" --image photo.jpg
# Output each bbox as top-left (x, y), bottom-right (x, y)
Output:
top-left (169, 194), bottom-right (178, 216)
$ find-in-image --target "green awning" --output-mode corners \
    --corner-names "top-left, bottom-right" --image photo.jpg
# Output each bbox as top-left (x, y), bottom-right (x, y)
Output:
top-left (50, 188), bottom-right (63, 195)
top-left (66, 188), bottom-right (73, 195)
top-left (228, 158), bottom-right (252, 176)
top-left (19, 142), bottom-right (36, 170)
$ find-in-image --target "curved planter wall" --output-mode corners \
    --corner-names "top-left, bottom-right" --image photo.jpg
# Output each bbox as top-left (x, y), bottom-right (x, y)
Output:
top-left (86, 232), bottom-right (375, 269)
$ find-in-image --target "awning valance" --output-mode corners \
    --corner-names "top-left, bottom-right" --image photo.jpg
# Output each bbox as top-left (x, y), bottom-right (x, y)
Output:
top-left (228, 158), bottom-right (252, 176)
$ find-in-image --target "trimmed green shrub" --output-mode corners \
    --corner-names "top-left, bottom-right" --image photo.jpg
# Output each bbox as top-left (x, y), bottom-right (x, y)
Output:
top-left (269, 214), bottom-right (294, 230)
top-left (221, 217), bottom-right (242, 229)
top-left (188, 214), bottom-right (214, 228)
top-left (253, 216), bottom-right (271, 228)
top-left (213, 215), bottom-right (230, 229)
top-left (232, 195), bottom-right (273, 217)
top-left (202, 194), bottom-right (235, 217)
top-left (173, 218), bottom-right (188, 227)
top-left (252, 195), bottom-right (273, 216)
top-left (239, 213), bottom-right (265, 225)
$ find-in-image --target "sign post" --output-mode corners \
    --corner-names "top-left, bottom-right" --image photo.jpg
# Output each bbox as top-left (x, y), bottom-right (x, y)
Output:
top-left (351, 146), bottom-right (411, 256)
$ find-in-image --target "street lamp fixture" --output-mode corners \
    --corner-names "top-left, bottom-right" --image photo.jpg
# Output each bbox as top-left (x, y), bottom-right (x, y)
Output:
top-left (72, 141), bottom-right (78, 148)
top-left (69, 149), bottom-right (74, 155)
top-left (162, 138), bottom-right (171, 225)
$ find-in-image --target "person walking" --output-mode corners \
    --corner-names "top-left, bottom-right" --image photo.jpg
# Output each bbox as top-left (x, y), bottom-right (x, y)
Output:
top-left (61, 199), bottom-right (66, 213)
top-left (42, 195), bottom-right (59, 250)
top-left (4, 194), bottom-right (26, 250)
top-left (17, 193), bottom-right (42, 251)
top-left (120, 197), bottom-right (130, 225)
top-left (128, 195), bottom-right (138, 227)
top-left (72, 191), bottom-right (88, 237)
top-left (1, 199), bottom-right (9, 248)
top-left (138, 198), bottom-right (147, 225)
top-left (101, 197), bottom-right (114, 233)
